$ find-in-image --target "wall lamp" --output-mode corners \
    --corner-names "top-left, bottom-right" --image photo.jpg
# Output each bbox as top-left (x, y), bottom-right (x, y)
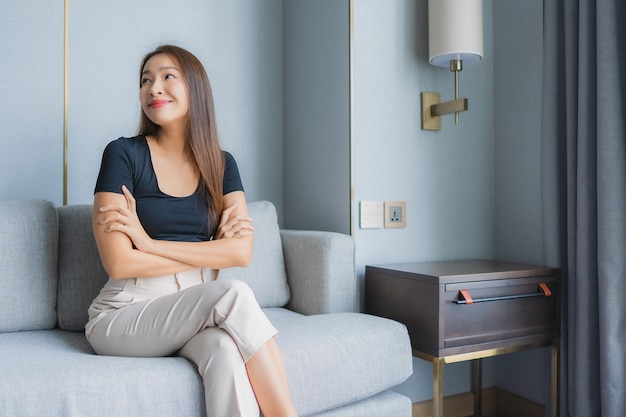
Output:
top-left (421, 0), bottom-right (483, 131)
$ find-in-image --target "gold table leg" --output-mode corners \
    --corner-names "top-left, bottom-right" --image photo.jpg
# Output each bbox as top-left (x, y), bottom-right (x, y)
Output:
top-left (415, 339), bottom-right (560, 417)
top-left (433, 358), bottom-right (444, 417)
top-left (472, 358), bottom-right (482, 417)
top-left (551, 341), bottom-right (560, 417)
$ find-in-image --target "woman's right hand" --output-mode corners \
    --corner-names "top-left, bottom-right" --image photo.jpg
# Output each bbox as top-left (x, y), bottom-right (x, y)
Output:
top-left (97, 185), bottom-right (155, 253)
top-left (215, 202), bottom-right (254, 240)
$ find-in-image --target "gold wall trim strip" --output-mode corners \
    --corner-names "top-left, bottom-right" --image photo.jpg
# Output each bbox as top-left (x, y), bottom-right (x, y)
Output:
top-left (348, 0), bottom-right (354, 237)
top-left (63, 0), bottom-right (69, 205)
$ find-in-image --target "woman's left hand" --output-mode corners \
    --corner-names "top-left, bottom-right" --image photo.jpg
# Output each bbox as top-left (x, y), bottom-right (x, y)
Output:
top-left (96, 185), bottom-right (154, 252)
top-left (215, 202), bottom-right (254, 240)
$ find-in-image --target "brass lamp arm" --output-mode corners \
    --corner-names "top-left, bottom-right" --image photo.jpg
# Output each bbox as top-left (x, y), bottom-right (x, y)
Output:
top-left (421, 58), bottom-right (469, 131)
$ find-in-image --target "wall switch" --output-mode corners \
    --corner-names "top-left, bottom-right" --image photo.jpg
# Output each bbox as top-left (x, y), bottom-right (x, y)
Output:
top-left (384, 201), bottom-right (406, 228)
top-left (360, 201), bottom-right (384, 228)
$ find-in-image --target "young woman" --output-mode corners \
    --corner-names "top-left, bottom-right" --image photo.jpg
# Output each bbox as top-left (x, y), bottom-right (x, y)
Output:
top-left (85, 45), bottom-right (298, 417)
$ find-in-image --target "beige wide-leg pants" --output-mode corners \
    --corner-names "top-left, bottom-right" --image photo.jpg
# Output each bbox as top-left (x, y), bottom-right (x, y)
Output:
top-left (85, 269), bottom-right (277, 417)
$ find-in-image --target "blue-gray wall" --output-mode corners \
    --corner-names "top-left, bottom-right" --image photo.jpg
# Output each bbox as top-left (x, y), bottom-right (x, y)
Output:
top-left (1, 0), bottom-right (283, 209)
top-left (67, 0), bottom-right (284, 208)
top-left (1, 2), bottom-right (64, 203)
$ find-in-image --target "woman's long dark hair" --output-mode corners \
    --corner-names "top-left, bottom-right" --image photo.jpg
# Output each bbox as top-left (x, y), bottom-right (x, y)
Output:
top-left (138, 45), bottom-right (224, 236)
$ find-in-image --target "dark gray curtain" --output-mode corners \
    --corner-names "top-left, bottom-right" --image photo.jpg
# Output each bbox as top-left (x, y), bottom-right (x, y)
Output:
top-left (542, 0), bottom-right (626, 416)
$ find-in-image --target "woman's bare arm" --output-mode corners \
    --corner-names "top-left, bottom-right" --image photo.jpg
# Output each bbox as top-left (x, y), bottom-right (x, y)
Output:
top-left (132, 190), bottom-right (254, 269)
top-left (93, 191), bottom-right (195, 278)
top-left (93, 189), bottom-right (253, 279)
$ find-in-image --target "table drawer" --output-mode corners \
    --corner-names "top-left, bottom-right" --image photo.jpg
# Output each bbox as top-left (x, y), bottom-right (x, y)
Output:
top-left (443, 276), bottom-right (558, 348)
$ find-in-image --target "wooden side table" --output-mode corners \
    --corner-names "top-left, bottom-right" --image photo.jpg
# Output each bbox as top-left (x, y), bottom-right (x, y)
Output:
top-left (365, 260), bottom-right (560, 417)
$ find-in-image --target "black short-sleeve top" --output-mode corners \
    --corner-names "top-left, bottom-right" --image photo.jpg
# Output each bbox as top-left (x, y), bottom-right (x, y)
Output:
top-left (94, 136), bottom-right (243, 242)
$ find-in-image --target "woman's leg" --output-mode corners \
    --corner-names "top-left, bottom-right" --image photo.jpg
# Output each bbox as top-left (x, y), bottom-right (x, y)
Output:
top-left (246, 337), bottom-right (298, 417)
top-left (87, 279), bottom-right (277, 358)
top-left (87, 279), bottom-right (296, 416)
top-left (179, 327), bottom-right (259, 417)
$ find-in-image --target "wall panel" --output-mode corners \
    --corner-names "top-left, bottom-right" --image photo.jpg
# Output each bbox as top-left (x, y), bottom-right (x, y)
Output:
top-left (0, 1), bottom-right (64, 204)
top-left (282, 0), bottom-right (351, 233)
top-left (352, 0), bottom-right (495, 403)
top-left (67, 0), bottom-right (283, 209)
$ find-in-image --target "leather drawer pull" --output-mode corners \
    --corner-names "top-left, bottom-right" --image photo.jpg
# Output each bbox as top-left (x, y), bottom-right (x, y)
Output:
top-left (455, 283), bottom-right (553, 305)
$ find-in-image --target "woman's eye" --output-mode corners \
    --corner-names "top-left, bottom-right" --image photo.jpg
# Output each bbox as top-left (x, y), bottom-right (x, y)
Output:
top-left (165, 74), bottom-right (175, 80)
top-left (141, 78), bottom-right (151, 85)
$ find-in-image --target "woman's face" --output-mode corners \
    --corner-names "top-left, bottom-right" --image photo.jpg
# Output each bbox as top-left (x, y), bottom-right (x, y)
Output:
top-left (140, 53), bottom-right (189, 130)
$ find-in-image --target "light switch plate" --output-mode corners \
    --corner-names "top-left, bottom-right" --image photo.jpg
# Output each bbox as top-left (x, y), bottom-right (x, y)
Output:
top-left (360, 201), bottom-right (384, 228)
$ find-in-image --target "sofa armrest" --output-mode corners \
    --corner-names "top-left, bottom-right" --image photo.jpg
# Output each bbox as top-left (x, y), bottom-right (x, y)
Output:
top-left (280, 230), bottom-right (356, 315)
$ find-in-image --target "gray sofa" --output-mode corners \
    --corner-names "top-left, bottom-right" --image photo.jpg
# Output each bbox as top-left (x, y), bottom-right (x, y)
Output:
top-left (0, 199), bottom-right (412, 417)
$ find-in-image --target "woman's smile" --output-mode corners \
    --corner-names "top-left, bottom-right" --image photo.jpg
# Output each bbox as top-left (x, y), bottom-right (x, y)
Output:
top-left (149, 99), bottom-right (170, 108)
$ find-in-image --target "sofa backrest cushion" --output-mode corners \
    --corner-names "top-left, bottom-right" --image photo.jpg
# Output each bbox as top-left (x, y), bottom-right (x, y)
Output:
top-left (0, 200), bottom-right (58, 332)
top-left (218, 201), bottom-right (290, 308)
top-left (56, 200), bottom-right (290, 331)
top-left (57, 204), bottom-right (109, 331)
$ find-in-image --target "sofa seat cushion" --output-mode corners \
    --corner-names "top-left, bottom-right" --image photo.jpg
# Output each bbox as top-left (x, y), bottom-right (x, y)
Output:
top-left (0, 308), bottom-right (412, 417)
top-left (0, 330), bottom-right (204, 417)
top-left (264, 308), bottom-right (413, 416)
top-left (312, 391), bottom-right (411, 417)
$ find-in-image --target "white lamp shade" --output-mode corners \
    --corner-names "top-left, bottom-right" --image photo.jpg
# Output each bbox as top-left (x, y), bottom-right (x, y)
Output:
top-left (428, 0), bottom-right (483, 67)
